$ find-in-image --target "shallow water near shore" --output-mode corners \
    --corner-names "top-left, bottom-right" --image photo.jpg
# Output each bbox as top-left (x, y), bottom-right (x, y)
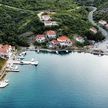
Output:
top-left (0, 51), bottom-right (108, 108)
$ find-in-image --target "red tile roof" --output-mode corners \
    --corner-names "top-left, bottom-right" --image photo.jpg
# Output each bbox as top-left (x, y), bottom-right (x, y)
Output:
top-left (0, 44), bottom-right (11, 54)
top-left (57, 36), bottom-right (70, 42)
top-left (36, 34), bottom-right (45, 39)
top-left (51, 40), bottom-right (59, 44)
top-left (46, 30), bottom-right (56, 35)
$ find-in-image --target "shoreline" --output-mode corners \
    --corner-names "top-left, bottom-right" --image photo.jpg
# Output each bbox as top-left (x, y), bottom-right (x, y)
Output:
top-left (0, 47), bottom-right (108, 86)
top-left (27, 47), bottom-right (108, 56)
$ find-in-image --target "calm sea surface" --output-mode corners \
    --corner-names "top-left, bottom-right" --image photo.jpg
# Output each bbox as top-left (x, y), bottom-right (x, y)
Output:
top-left (0, 51), bottom-right (108, 108)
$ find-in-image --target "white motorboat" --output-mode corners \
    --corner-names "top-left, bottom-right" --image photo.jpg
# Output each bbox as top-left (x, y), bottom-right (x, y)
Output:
top-left (37, 49), bottom-right (40, 53)
top-left (0, 80), bottom-right (9, 88)
top-left (30, 61), bottom-right (39, 66)
top-left (31, 58), bottom-right (39, 66)
top-left (66, 50), bottom-right (69, 53)
top-left (31, 58), bottom-right (35, 62)
top-left (6, 65), bottom-right (20, 72)
top-left (56, 51), bottom-right (59, 54)
top-left (5, 80), bottom-right (9, 83)
top-left (19, 55), bottom-right (25, 60)
top-left (19, 51), bottom-right (27, 56)
top-left (21, 51), bottom-right (27, 56)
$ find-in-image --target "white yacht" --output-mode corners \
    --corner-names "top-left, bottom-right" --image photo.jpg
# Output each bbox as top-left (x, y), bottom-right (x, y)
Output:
top-left (66, 50), bottom-right (69, 53)
top-left (6, 65), bottom-right (20, 72)
top-left (19, 55), bottom-right (25, 60)
top-left (31, 58), bottom-right (39, 66)
top-left (56, 51), bottom-right (59, 54)
top-left (22, 51), bottom-right (27, 56)
top-left (0, 80), bottom-right (9, 88)
top-left (20, 51), bottom-right (27, 56)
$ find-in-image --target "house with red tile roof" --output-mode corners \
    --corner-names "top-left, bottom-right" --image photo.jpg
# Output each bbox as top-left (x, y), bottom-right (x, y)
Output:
top-left (48, 40), bottom-right (59, 48)
top-left (35, 34), bottom-right (46, 43)
top-left (46, 30), bottom-right (57, 39)
top-left (57, 36), bottom-right (72, 47)
top-left (51, 40), bottom-right (59, 45)
top-left (0, 44), bottom-right (12, 58)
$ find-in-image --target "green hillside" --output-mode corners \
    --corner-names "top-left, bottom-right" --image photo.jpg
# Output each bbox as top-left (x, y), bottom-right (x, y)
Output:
top-left (0, 0), bottom-right (92, 46)
top-left (0, 0), bottom-right (77, 11)
top-left (94, 0), bottom-right (108, 22)
top-left (75, 0), bottom-right (107, 6)
top-left (75, 0), bottom-right (108, 21)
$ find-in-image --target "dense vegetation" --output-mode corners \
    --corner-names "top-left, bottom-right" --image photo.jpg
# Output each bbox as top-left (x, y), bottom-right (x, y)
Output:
top-left (0, 0), bottom-right (77, 11)
top-left (0, 0), bottom-right (105, 47)
top-left (75, 0), bottom-right (108, 22)
top-left (0, 6), bottom-right (33, 47)
top-left (94, 0), bottom-right (108, 22)
top-left (75, 0), bottom-right (107, 6)
top-left (54, 6), bottom-right (91, 35)
top-left (0, 58), bottom-right (6, 70)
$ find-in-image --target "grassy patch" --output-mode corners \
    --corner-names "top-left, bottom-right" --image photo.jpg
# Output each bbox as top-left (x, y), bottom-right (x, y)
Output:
top-left (0, 58), bottom-right (6, 70)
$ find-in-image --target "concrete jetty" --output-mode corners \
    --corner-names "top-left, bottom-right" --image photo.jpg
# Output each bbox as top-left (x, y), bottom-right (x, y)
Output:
top-left (12, 60), bottom-right (39, 66)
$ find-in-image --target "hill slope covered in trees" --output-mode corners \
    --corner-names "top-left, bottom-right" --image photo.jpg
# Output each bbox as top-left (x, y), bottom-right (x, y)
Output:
top-left (75, 0), bottom-right (108, 21)
top-left (0, 0), bottom-right (92, 46)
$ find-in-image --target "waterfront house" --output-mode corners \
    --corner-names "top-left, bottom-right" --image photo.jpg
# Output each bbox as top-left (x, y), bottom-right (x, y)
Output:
top-left (89, 27), bottom-right (98, 34)
top-left (0, 44), bottom-right (12, 58)
top-left (98, 20), bottom-right (107, 26)
top-left (48, 40), bottom-right (59, 48)
top-left (35, 35), bottom-right (46, 43)
top-left (74, 36), bottom-right (85, 43)
top-left (46, 30), bottom-right (57, 39)
top-left (57, 36), bottom-right (72, 47)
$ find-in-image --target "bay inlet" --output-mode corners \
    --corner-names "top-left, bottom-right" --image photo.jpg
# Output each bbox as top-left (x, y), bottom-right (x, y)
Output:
top-left (0, 51), bottom-right (108, 108)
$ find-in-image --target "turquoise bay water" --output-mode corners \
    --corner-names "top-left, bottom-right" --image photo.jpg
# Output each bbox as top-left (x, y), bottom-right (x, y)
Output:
top-left (0, 51), bottom-right (108, 108)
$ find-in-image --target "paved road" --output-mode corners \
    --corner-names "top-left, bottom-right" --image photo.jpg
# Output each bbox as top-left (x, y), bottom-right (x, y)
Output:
top-left (88, 6), bottom-right (108, 51)
top-left (88, 6), bottom-right (108, 39)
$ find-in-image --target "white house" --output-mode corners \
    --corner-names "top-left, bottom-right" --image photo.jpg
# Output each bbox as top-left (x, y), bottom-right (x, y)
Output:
top-left (75, 36), bottom-right (85, 43)
top-left (98, 20), bottom-right (107, 26)
top-left (44, 21), bottom-right (58, 27)
top-left (46, 30), bottom-right (57, 39)
top-left (57, 36), bottom-right (72, 47)
top-left (35, 35), bottom-right (46, 43)
top-left (89, 27), bottom-right (98, 34)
